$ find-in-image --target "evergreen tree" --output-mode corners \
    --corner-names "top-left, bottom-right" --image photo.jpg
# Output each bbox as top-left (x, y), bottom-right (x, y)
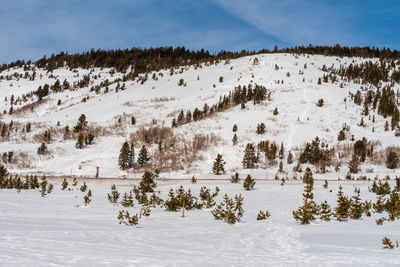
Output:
top-left (75, 133), bottom-right (84, 149)
top-left (212, 154), bottom-right (225, 175)
top-left (293, 182), bottom-right (319, 224)
top-left (257, 210), bottom-right (271, 220)
top-left (243, 174), bottom-right (255, 190)
top-left (83, 190), bottom-right (92, 206)
top-left (349, 187), bottom-right (363, 219)
top-left (137, 145), bottom-right (150, 167)
top-left (242, 143), bottom-right (256, 168)
top-left (348, 154), bottom-right (360, 174)
top-left (121, 191), bottom-right (134, 207)
top-left (232, 124), bottom-right (238, 132)
top-left (191, 176), bottom-right (197, 184)
top-left (63, 125), bottom-right (70, 140)
top-left (47, 183), bottom-right (54, 194)
top-left (118, 141), bottom-right (131, 170)
top-left (39, 177), bottom-right (48, 197)
top-left (302, 167), bottom-right (314, 185)
top-left (108, 184), bottom-right (120, 205)
top-left (278, 161), bottom-right (284, 173)
top-left (382, 237), bottom-right (394, 249)
top-left (337, 130), bottom-right (345, 141)
top-left (199, 186), bottom-right (219, 208)
top-left (118, 210), bottom-right (139, 226)
top-left (37, 143), bottom-right (48, 155)
top-left (232, 133), bottom-right (238, 145)
top-left (279, 143), bottom-right (284, 159)
top-left (386, 151), bottom-right (399, 169)
top-left (212, 193), bottom-right (244, 224)
top-left (131, 116), bottom-right (136, 125)
top-left (139, 171), bottom-right (157, 192)
top-left (74, 114), bottom-right (88, 132)
top-left (319, 200), bottom-right (332, 221)
top-left (287, 151), bottom-right (294, 164)
top-left (230, 172), bottom-right (240, 183)
top-left (335, 185), bottom-right (350, 221)
top-left (61, 178), bottom-right (68, 190)
top-left (80, 182), bottom-right (87, 192)
top-left (383, 190), bottom-right (400, 221)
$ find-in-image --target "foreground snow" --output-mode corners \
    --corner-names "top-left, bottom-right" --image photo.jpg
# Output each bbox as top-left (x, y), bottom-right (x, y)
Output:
top-left (1, 180), bottom-right (399, 266)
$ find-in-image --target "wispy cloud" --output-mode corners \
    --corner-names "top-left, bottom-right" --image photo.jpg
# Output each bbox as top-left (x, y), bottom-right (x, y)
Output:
top-left (212, 0), bottom-right (400, 48)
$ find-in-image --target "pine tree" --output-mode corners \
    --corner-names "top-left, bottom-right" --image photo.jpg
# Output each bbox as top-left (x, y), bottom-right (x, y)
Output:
top-left (61, 178), bottom-right (68, 190)
top-left (319, 200), bottom-right (332, 221)
top-left (243, 174), bottom-right (255, 190)
top-left (39, 177), bottom-right (48, 197)
top-left (287, 151), bottom-right (294, 164)
top-left (131, 116), bottom-right (136, 125)
top-left (83, 190), bottom-right (92, 206)
top-left (137, 145), bottom-right (150, 167)
top-left (232, 124), bottom-right (238, 132)
top-left (118, 210), bottom-right (139, 226)
top-left (74, 114), bottom-right (87, 132)
top-left (279, 161), bottom-right (284, 173)
top-left (139, 171), bottom-right (157, 192)
top-left (349, 187), bottom-right (363, 219)
top-left (335, 185), bottom-right (350, 221)
top-left (293, 182), bottom-right (319, 224)
top-left (302, 167), bottom-right (314, 185)
top-left (121, 191), bottom-right (134, 207)
top-left (279, 143), bottom-right (284, 159)
top-left (382, 237), bottom-right (394, 249)
top-left (191, 176), bottom-right (197, 184)
top-left (386, 151), bottom-right (399, 169)
top-left (232, 133), bottom-right (238, 145)
top-left (212, 193), bottom-right (244, 224)
top-left (257, 210), bottom-right (271, 220)
top-left (75, 133), bottom-right (84, 149)
top-left (199, 186), bottom-right (219, 208)
top-left (337, 130), bottom-right (345, 141)
top-left (63, 125), bottom-right (70, 140)
top-left (230, 172), bottom-right (240, 183)
top-left (383, 190), bottom-right (400, 221)
top-left (37, 143), bottom-right (48, 155)
top-left (323, 179), bottom-right (328, 189)
top-left (348, 154), bottom-right (359, 174)
top-left (242, 143), bottom-right (256, 168)
top-left (118, 141), bottom-right (131, 170)
top-left (212, 154), bottom-right (225, 175)
top-left (47, 183), bottom-right (54, 194)
top-left (108, 184), bottom-right (120, 205)
top-left (80, 182), bottom-right (87, 192)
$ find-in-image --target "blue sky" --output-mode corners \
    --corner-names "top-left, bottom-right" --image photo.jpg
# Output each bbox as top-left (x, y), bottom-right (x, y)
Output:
top-left (1, 0), bottom-right (399, 64)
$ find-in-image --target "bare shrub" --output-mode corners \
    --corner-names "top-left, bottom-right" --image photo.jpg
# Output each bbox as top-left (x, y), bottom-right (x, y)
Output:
top-left (131, 126), bottom-right (173, 145)
top-left (13, 99), bottom-right (49, 117)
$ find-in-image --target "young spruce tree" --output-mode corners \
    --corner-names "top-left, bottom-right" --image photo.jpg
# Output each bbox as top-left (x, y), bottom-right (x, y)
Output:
top-left (212, 154), bottom-right (225, 175)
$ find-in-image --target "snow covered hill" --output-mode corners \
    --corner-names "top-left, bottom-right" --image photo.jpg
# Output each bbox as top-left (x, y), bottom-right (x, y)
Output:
top-left (0, 53), bottom-right (399, 178)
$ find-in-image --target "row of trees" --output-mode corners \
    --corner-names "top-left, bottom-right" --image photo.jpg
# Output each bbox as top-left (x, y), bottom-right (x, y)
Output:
top-left (3, 45), bottom-right (400, 74)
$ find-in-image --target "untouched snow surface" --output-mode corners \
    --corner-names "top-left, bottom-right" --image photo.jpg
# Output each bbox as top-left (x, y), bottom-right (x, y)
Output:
top-left (1, 180), bottom-right (399, 266)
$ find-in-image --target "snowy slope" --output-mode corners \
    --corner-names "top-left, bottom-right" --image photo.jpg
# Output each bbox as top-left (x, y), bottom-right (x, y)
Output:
top-left (0, 181), bottom-right (399, 266)
top-left (0, 53), bottom-right (399, 178)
